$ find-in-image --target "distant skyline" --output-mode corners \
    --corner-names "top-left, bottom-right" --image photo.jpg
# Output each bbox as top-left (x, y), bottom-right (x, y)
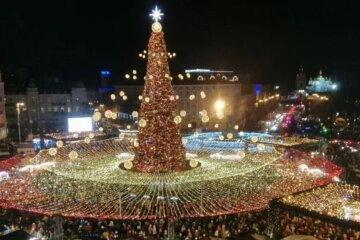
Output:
top-left (0, 0), bottom-right (359, 91)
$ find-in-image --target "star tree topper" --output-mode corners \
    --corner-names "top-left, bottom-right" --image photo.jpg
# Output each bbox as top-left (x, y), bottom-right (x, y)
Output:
top-left (150, 6), bottom-right (163, 32)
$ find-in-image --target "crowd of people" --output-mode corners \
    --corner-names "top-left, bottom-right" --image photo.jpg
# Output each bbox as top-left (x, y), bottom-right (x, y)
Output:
top-left (1, 208), bottom-right (359, 239)
top-left (277, 210), bottom-right (360, 240)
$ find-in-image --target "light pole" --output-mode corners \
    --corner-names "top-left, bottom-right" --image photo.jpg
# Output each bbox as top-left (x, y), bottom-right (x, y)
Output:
top-left (16, 102), bottom-right (25, 143)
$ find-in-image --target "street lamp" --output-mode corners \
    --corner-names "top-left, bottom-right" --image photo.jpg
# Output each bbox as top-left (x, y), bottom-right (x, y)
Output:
top-left (16, 102), bottom-right (25, 143)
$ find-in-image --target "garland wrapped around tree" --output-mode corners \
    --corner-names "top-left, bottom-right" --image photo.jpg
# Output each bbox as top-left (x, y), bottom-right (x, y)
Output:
top-left (133, 20), bottom-right (187, 173)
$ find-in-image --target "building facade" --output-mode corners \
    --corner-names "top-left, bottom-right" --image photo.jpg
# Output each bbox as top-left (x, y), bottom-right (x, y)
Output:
top-left (0, 72), bottom-right (7, 140)
top-left (5, 83), bottom-right (99, 140)
top-left (296, 67), bottom-right (307, 90)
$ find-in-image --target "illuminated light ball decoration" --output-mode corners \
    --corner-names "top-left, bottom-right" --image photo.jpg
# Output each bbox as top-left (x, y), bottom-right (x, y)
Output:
top-left (234, 124), bottom-right (239, 130)
top-left (239, 151), bottom-right (246, 159)
top-left (105, 110), bottom-right (112, 118)
top-left (73, 133), bottom-right (79, 138)
top-left (257, 143), bottom-right (265, 151)
top-left (219, 135), bottom-right (225, 141)
top-left (125, 74), bottom-right (130, 79)
top-left (174, 116), bottom-right (182, 124)
top-left (119, 91), bottom-right (125, 97)
top-left (227, 133), bottom-right (233, 139)
top-left (193, 131), bottom-right (199, 137)
top-left (169, 95), bottom-right (175, 101)
top-left (138, 95), bottom-right (143, 100)
top-left (111, 112), bottom-right (117, 119)
top-left (180, 110), bottom-right (187, 117)
top-left (48, 147), bottom-right (57, 156)
top-left (132, 111), bottom-right (139, 118)
top-left (187, 123), bottom-right (192, 128)
top-left (138, 119), bottom-right (147, 128)
top-left (175, 95), bottom-right (179, 100)
top-left (214, 123), bottom-right (219, 128)
top-left (200, 91), bottom-right (206, 99)
top-left (126, 125), bottom-right (131, 130)
top-left (69, 151), bottom-right (78, 160)
top-left (56, 140), bottom-right (64, 148)
top-left (182, 138), bottom-right (188, 144)
top-left (251, 136), bottom-right (258, 143)
top-left (84, 137), bottom-right (91, 144)
top-left (124, 161), bottom-right (133, 170)
top-left (144, 97), bottom-right (150, 103)
top-left (110, 94), bottom-right (116, 100)
top-left (189, 159), bottom-right (198, 168)
top-left (239, 131), bottom-right (245, 137)
top-left (88, 133), bottom-right (95, 139)
top-left (186, 72), bottom-right (191, 78)
top-left (216, 111), bottom-right (225, 119)
top-left (133, 139), bottom-right (139, 148)
top-left (122, 95), bottom-right (128, 101)
top-left (189, 94), bottom-right (195, 100)
top-left (119, 133), bottom-right (125, 140)
top-left (201, 115), bottom-right (209, 123)
top-left (92, 112), bottom-right (101, 122)
top-left (99, 127), bottom-right (104, 132)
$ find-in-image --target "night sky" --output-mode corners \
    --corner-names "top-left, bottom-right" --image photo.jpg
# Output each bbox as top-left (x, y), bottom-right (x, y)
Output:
top-left (0, 0), bottom-right (359, 91)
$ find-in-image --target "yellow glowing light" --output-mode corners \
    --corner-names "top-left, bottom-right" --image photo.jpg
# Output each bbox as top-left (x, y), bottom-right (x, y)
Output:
top-left (111, 112), bottom-right (117, 119)
top-left (132, 111), bottom-right (139, 118)
top-left (49, 148), bottom-right (57, 156)
top-left (180, 110), bottom-right (187, 117)
top-left (219, 135), bottom-right (225, 141)
top-left (92, 112), bottom-right (101, 122)
top-left (227, 133), bottom-right (233, 139)
top-left (125, 74), bottom-right (130, 79)
top-left (122, 95), bottom-right (128, 101)
top-left (119, 133), bottom-right (125, 140)
top-left (69, 151), bottom-right (78, 160)
top-left (138, 119), bottom-right (147, 127)
top-left (84, 137), bottom-right (91, 144)
top-left (214, 99), bottom-right (225, 111)
top-left (145, 97), bottom-right (150, 103)
top-left (56, 140), bottom-right (64, 148)
top-left (214, 123), bottom-right (219, 128)
top-left (126, 125), bottom-right (131, 129)
top-left (169, 96), bottom-right (175, 101)
top-left (201, 115), bottom-right (209, 123)
top-left (187, 123), bottom-right (192, 128)
top-left (189, 94), bottom-right (195, 100)
top-left (234, 125), bottom-right (239, 130)
top-left (174, 116), bottom-right (182, 124)
top-left (124, 161), bottom-right (133, 170)
top-left (189, 159), bottom-right (198, 168)
top-left (110, 94), bottom-right (116, 100)
top-left (132, 70), bottom-right (137, 75)
top-left (119, 91), bottom-right (125, 97)
top-left (99, 127), bottom-right (104, 132)
top-left (138, 95), bottom-right (143, 100)
top-left (88, 133), bottom-right (95, 139)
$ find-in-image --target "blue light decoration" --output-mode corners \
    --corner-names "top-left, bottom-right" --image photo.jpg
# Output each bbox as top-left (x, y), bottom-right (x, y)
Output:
top-left (100, 70), bottom-right (111, 76)
top-left (98, 87), bottom-right (114, 92)
top-left (255, 84), bottom-right (261, 95)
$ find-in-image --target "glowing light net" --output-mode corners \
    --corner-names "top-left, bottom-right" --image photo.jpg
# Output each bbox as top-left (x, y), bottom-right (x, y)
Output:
top-left (0, 133), bottom-right (341, 219)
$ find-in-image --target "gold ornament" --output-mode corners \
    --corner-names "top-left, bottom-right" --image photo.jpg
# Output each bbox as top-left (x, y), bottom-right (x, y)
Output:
top-left (174, 116), bottom-right (182, 124)
top-left (152, 22), bottom-right (162, 32)
top-left (56, 140), bottom-right (64, 148)
top-left (48, 148), bottom-right (57, 156)
top-left (92, 112), bottom-right (101, 122)
top-left (132, 111), bottom-right (139, 118)
top-left (124, 161), bottom-right (133, 170)
top-left (180, 110), bottom-right (187, 117)
top-left (138, 119), bottom-right (147, 128)
top-left (227, 133), bottom-right (233, 139)
top-left (84, 137), bottom-right (91, 144)
top-left (69, 151), bottom-right (78, 160)
top-left (189, 159), bottom-right (198, 168)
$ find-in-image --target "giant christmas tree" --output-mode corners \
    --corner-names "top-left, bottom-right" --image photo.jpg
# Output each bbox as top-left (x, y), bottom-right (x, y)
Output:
top-left (133, 7), bottom-right (187, 173)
